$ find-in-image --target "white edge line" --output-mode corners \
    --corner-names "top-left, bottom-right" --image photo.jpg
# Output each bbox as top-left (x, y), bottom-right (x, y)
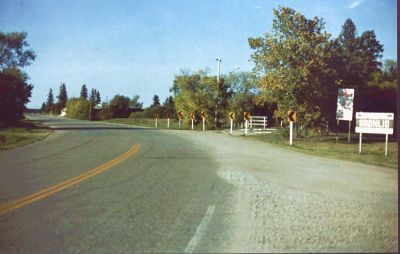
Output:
top-left (184, 205), bottom-right (216, 253)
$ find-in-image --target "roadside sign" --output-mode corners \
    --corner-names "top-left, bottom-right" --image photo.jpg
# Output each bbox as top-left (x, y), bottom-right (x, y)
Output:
top-left (201, 112), bottom-right (206, 118)
top-left (355, 112), bottom-right (394, 156)
top-left (190, 113), bottom-right (195, 120)
top-left (243, 112), bottom-right (251, 121)
top-left (178, 111), bottom-right (184, 119)
top-left (336, 88), bottom-right (355, 121)
top-left (355, 112), bottom-right (394, 134)
top-left (287, 111), bottom-right (296, 122)
top-left (155, 113), bottom-right (158, 118)
top-left (166, 113), bottom-right (170, 118)
top-left (229, 112), bottom-right (235, 120)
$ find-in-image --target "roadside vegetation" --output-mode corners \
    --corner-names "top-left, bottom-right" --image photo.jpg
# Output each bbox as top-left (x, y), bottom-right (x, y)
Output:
top-left (246, 129), bottom-right (397, 169)
top-left (0, 120), bottom-right (51, 151)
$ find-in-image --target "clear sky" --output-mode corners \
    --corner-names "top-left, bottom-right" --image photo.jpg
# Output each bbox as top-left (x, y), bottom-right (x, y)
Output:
top-left (0, 0), bottom-right (397, 108)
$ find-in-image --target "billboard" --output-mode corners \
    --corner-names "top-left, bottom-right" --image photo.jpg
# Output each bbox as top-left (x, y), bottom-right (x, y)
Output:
top-left (336, 88), bottom-right (355, 121)
top-left (355, 112), bottom-right (394, 135)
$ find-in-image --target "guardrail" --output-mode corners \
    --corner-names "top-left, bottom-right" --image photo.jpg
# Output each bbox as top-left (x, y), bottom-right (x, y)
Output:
top-left (250, 116), bottom-right (268, 130)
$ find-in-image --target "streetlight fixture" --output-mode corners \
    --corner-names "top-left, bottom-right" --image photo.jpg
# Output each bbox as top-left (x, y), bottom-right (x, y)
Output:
top-left (215, 58), bottom-right (222, 127)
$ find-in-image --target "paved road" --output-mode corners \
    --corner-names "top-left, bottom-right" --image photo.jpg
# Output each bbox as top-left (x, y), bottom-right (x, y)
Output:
top-left (0, 115), bottom-right (397, 253)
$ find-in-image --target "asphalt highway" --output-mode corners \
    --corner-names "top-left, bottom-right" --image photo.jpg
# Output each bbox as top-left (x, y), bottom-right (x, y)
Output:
top-left (0, 115), bottom-right (397, 253)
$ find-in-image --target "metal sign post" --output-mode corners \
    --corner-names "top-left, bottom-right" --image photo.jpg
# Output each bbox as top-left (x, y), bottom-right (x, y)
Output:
top-left (229, 112), bottom-right (235, 134)
top-left (289, 121), bottom-right (293, 146)
top-left (359, 132), bottom-right (362, 154)
top-left (191, 119), bottom-right (194, 130)
top-left (201, 112), bottom-right (206, 131)
top-left (155, 114), bottom-right (158, 128)
top-left (167, 118), bottom-right (170, 129)
top-left (179, 118), bottom-right (181, 129)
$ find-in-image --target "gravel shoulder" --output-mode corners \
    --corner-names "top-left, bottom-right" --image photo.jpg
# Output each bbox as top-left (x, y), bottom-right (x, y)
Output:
top-left (165, 130), bottom-right (398, 252)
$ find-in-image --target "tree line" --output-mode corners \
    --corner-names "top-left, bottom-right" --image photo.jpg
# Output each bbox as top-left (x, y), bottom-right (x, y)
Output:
top-left (1, 6), bottom-right (396, 131)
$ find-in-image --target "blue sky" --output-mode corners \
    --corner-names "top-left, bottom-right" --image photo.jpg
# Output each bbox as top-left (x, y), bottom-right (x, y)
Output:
top-left (0, 0), bottom-right (397, 108)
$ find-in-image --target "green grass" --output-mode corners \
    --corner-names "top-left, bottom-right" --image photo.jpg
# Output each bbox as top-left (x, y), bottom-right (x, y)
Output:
top-left (0, 120), bottom-right (51, 151)
top-left (246, 130), bottom-right (398, 169)
top-left (103, 117), bottom-right (210, 131)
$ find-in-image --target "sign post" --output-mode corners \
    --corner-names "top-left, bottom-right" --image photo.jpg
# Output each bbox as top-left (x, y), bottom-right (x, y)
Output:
top-left (355, 112), bottom-right (394, 156)
top-left (287, 111), bottom-right (297, 146)
top-left (178, 111), bottom-right (184, 129)
top-left (166, 113), bottom-right (170, 129)
top-left (244, 112), bottom-right (250, 135)
top-left (190, 113), bottom-right (195, 130)
top-left (336, 88), bottom-right (355, 143)
top-left (229, 112), bottom-right (235, 134)
top-left (201, 112), bottom-right (206, 131)
top-left (155, 113), bottom-right (158, 128)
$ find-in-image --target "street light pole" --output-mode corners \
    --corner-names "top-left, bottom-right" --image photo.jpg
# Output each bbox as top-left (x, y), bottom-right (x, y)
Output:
top-left (215, 58), bottom-right (221, 127)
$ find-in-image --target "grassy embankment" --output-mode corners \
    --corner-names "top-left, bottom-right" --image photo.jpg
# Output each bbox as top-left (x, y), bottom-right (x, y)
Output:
top-left (246, 130), bottom-right (398, 169)
top-left (0, 120), bottom-right (51, 151)
top-left (104, 117), bottom-right (207, 130)
top-left (104, 117), bottom-right (397, 168)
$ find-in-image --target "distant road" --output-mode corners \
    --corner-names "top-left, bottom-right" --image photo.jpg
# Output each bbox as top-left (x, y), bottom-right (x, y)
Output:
top-left (0, 115), bottom-right (397, 253)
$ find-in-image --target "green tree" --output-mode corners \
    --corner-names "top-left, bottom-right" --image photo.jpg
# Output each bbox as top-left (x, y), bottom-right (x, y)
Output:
top-left (225, 71), bottom-right (257, 124)
top-left (0, 68), bottom-right (33, 122)
top-left (80, 84), bottom-right (88, 100)
top-left (40, 102), bottom-right (46, 113)
top-left (95, 90), bottom-right (101, 105)
top-left (333, 19), bottom-right (383, 91)
top-left (0, 32), bottom-right (35, 122)
top-left (152, 95), bottom-right (160, 107)
top-left (57, 82), bottom-right (68, 112)
top-left (46, 88), bottom-right (55, 114)
top-left (248, 6), bottom-right (332, 128)
top-left (129, 95), bottom-right (143, 109)
top-left (66, 98), bottom-right (90, 120)
top-left (0, 32), bottom-right (36, 69)
top-left (171, 69), bottom-right (230, 127)
top-left (109, 95), bottom-right (130, 118)
top-left (163, 96), bottom-right (175, 116)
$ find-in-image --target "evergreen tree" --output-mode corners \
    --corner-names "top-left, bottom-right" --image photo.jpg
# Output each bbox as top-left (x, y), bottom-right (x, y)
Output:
top-left (57, 82), bottom-right (68, 110)
top-left (89, 88), bottom-right (97, 102)
top-left (40, 102), bottom-right (46, 113)
top-left (80, 84), bottom-right (88, 100)
top-left (95, 90), bottom-right (101, 104)
top-left (46, 88), bottom-right (54, 113)
top-left (152, 95), bottom-right (160, 107)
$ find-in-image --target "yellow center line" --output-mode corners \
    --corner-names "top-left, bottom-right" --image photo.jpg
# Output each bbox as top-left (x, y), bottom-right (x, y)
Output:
top-left (0, 143), bottom-right (141, 215)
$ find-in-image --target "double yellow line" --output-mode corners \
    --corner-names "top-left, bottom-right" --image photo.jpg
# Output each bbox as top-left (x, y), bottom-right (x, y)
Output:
top-left (0, 143), bottom-right (141, 215)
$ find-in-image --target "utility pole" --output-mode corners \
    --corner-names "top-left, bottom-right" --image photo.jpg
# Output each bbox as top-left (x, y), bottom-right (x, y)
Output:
top-left (215, 58), bottom-right (221, 128)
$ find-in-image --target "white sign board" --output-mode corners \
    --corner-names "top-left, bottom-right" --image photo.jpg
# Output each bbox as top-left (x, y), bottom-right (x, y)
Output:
top-left (355, 112), bottom-right (394, 135)
top-left (336, 88), bottom-right (355, 121)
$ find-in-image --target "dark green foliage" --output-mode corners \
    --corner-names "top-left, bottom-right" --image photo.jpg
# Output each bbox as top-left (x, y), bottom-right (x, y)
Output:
top-left (0, 32), bottom-right (36, 69)
top-left (80, 84), bottom-right (88, 100)
top-left (0, 68), bottom-right (33, 122)
top-left (0, 32), bottom-right (35, 122)
top-left (152, 95), bottom-right (160, 107)
top-left (66, 98), bottom-right (90, 120)
top-left (109, 95), bottom-right (130, 118)
top-left (57, 83), bottom-right (68, 112)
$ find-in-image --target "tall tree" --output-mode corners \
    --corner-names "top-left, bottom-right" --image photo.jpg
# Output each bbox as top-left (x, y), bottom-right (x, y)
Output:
top-left (0, 32), bottom-right (35, 122)
top-left (248, 6), bottom-right (333, 127)
top-left (0, 68), bottom-right (33, 122)
top-left (152, 95), bottom-right (160, 107)
top-left (80, 84), bottom-right (88, 100)
top-left (40, 102), bottom-right (46, 113)
top-left (333, 19), bottom-right (383, 91)
top-left (95, 90), bottom-right (101, 105)
top-left (129, 95), bottom-right (143, 109)
top-left (57, 82), bottom-right (68, 110)
top-left (0, 32), bottom-right (36, 70)
top-left (46, 88), bottom-right (54, 113)
top-left (89, 88), bottom-right (97, 103)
